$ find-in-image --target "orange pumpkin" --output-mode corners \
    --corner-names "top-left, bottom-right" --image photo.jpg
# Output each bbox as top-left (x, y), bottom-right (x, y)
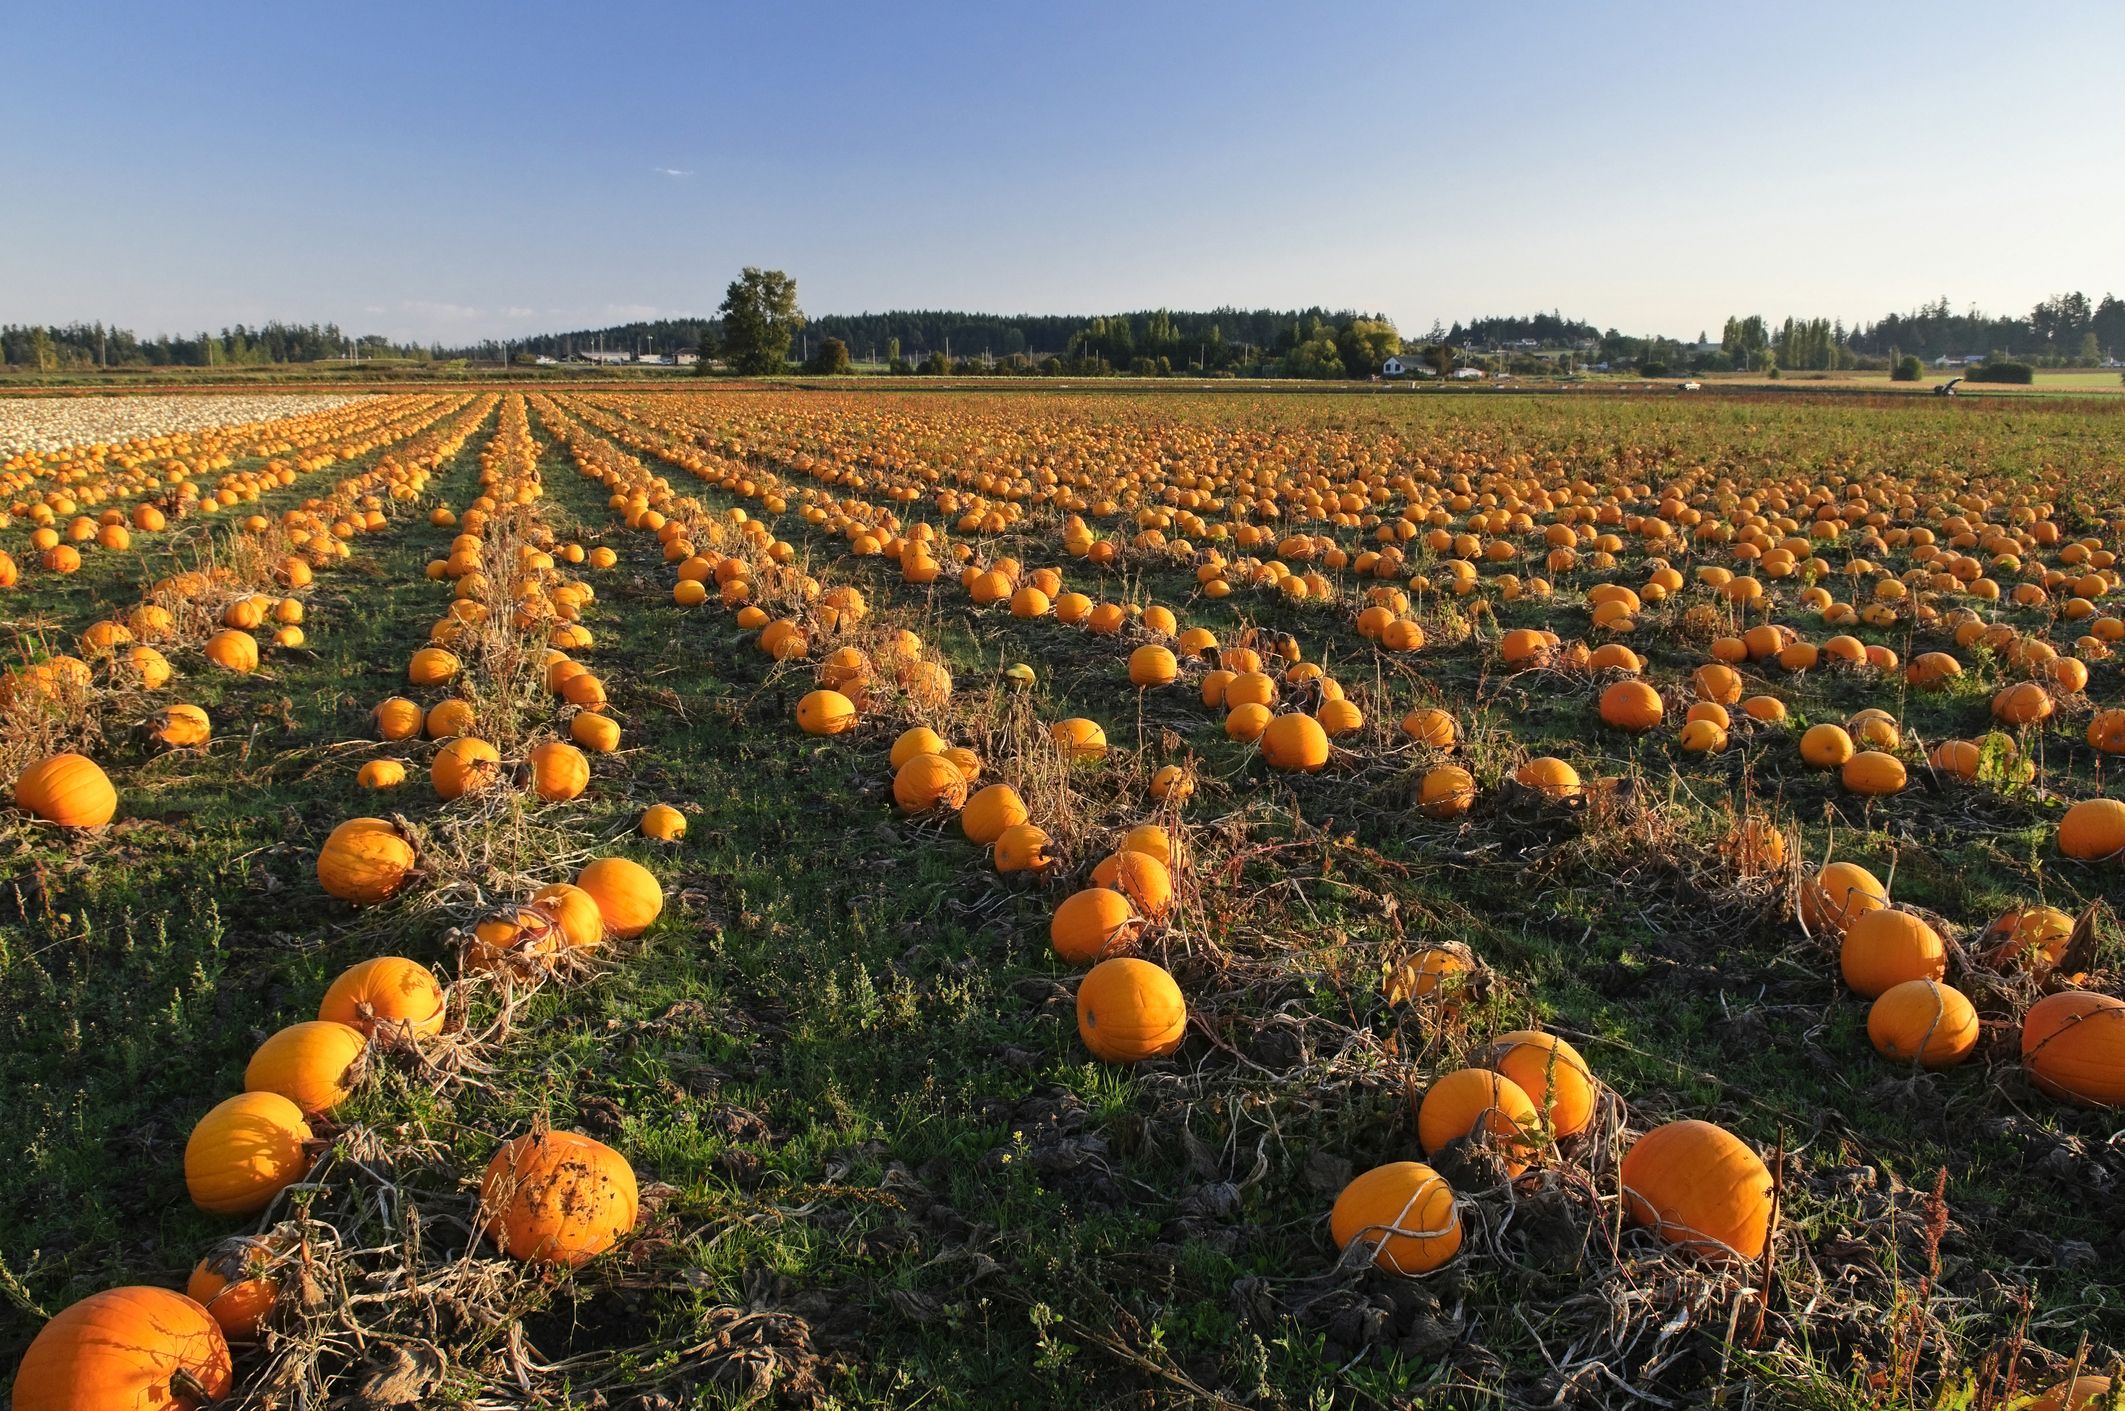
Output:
top-left (184, 1091), bottom-right (314, 1215)
top-left (961, 784), bottom-right (1029, 845)
top-left (528, 740), bottom-right (590, 802)
top-left (1620, 1119), bottom-right (1773, 1261)
top-left (575, 856), bottom-right (663, 938)
top-left (319, 956), bottom-right (447, 1038)
top-left (1417, 1068), bottom-right (1543, 1175)
top-left (1476, 1030), bottom-right (1600, 1139)
top-left (244, 1020), bottom-right (368, 1115)
top-left (11, 1286), bottom-right (233, 1410)
top-left (481, 1129), bottom-right (639, 1265)
top-left (187, 1236), bottom-right (286, 1342)
top-left (316, 817), bottom-right (416, 905)
top-left (1050, 887), bottom-right (1140, 964)
top-left (14, 751), bottom-right (118, 827)
top-left (1076, 956), bottom-right (1186, 1062)
top-left (1329, 1162), bottom-right (1462, 1274)
top-left (2021, 991), bottom-right (2125, 1106)
top-left (1840, 908), bottom-right (1946, 998)
top-left (1868, 979), bottom-right (1979, 1068)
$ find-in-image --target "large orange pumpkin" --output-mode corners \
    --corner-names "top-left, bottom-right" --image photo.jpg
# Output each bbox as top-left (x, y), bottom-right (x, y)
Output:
top-left (1475, 1030), bottom-right (1600, 1139)
top-left (1840, 908), bottom-right (1947, 998)
top-left (2058, 799), bottom-right (2125, 861)
top-left (1798, 861), bottom-right (1888, 937)
top-left (1050, 887), bottom-right (1141, 964)
top-left (1867, 979), bottom-right (1979, 1068)
top-left (431, 736), bottom-right (501, 800)
top-left (187, 1235), bottom-right (287, 1342)
top-left (1329, 1162), bottom-right (1462, 1275)
top-left (481, 1129), bottom-right (639, 1265)
top-left (961, 784), bottom-right (1029, 845)
top-left (1076, 956), bottom-right (1186, 1062)
top-left (316, 817), bottom-right (416, 905)
top-left (575, 856), bottom-right (663, 938)
top-left (1417, 1068), bottom-right (1543, 1175)
top-left (184, 1092), bottom-right (314, 1215)
top-left (14, 751), bottom-right (118, 827)
top-left (11, 1286), bottom-right (233, 1411)
top-left (2021, 991), bottom-right (2125, 1106)
top-left (319, 955), bottom-right (447, 1038)
top-left (1620, 1119), bottom-right (1773, 1261)
top-left (244, 1020), bottom-right (368, 1115)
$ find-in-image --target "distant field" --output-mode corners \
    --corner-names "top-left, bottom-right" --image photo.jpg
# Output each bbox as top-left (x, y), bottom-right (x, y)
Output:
top-left (3, 384), bottom-right (2123, 1409)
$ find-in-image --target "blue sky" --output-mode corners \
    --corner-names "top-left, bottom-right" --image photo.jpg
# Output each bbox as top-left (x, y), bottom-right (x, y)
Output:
top-left (6, 3), bottom-right (2121, 343)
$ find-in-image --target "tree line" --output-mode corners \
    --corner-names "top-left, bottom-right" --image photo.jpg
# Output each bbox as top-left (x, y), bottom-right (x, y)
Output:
top-left (0, 321), bottom-right (425, 370)
top-left (9, 287), bottom-right (2124, 376)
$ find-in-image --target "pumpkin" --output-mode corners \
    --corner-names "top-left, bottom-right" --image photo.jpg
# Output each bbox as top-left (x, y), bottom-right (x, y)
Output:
top-left (11, 1286), bottom-right (233, 1411)
top-left (528, 740), bottom-right (590, 801)
top-left (358, 759), bottom-right (407, 790)
top-left (893, 753), bottom-right (967, 813)
top-left (797, 688), bottom-right (858, 735)
top-left (468, 905), bottom-right (563, 973)
top-left (1050, 887), bottom-right (1141, 964)
top-left (1329, 1162), bottom-right (1462, 1275)
top-left (2021, 991), bottom-right (2125, 1106)
top-left (1224, 701), bottom-right (1272, 742)
top-left (1076, 956), bottom-right (1186, 1062)
top-left (481, 1129), bottom-right (639, 1265)
top-left (1514, 756), bottom-right (1582, 801)
top-left (203, 629), bottom-right (259, 673)
top-left (319, 956), bottom-right (446, 1038)
top-left (1598, 680), bottom-right (1664, 732)
top-left (1149, 764), bottom-right (1195, 802)
top-left (1400, 707), bottom-right (1457, 749)
top-left (1620, 1119), bottom-right (1773, 1261)
top-left (1797, 723), bottom-right (1860, 770)
top-left (1383, 947), bottom-right (1471, 1008)
top-left (994, 823), bottom-right (1055, 874)
top-left (316, 817), bottom-right (416, 905)
top-left (1798, 861), bottom-right (1888, 937)
top-left (575, 856), bottom-right (663, 938)
top-left (2020, 1376), bottom-right (2115, 1411)
top-left (149, 704), bottom-right (212, 749)
top-left (532, 882), bottom-right (607, 947)
top-left (1842, 750), bottom-right (1907, 796)
top-left (640, 803), bottom-right (686, 840)
top-left (407, 646), bottom-right (460, 686)
top-left (14, 752), bottom-right (118, 827)
top-left (188, 1235), bottom-right (285, 1341)
top-left (961, 784), bottom-right (1029, 845)
top-left (1476, 1031), bottom-right (1599, 1138)
top-left (431, 736), bottom-right (502, 799)
top-left (1261, 712), bottom-right (1331, 772)
top-left (245, 1019), bottom-right (368, 1115)
top-left (1127, 645), bottom-right (1178, 687)
top-left (1418, 1068), bottom-right (1543, 1175)
top-left (425, 699), bottom-right (476, 738)
top-left (1121, 823), bottom-right (1179, 869)
top-left (1418, 765), bottom-right (1477, 819)
top-left (890, 726), bottom-right (948, 769)
top-left (1840, 908), bottom-right (1947, 998)
top-left (184, 1091), bottom-right (314, 1215)
top-left (2058, 798), bottom-right (2125, 861)
top-left (571, 711), bottom-right (622, 753)
top-left (1091, 848), bottom-right (1174, 918)
top-left (1051, 717), bottom-right (1109, 762)
top-left (373, 696), bottom-right (423, 740)
top-left (1867, 979), bottom-right (1978, 1068)
top-left (1980, 905), bottom-right (2075, 973)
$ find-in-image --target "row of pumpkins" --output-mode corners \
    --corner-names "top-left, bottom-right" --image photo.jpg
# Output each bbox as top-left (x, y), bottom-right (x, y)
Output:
top-left (1803, 860), bottom-right (2125, 1103)
top-left (8, 403), bottom-right (498, 827)
top-left (2, 395), bottom-right (488, 581)
top-left (11, 397), bottom-right (676, 1409)
top-left (531, 388), bottom-right (2125, 1404)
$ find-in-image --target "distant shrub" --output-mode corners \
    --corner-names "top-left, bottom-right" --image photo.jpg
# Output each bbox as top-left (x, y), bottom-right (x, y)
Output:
top-left (1891, 355), bottom-right (1923, 382)
top-left (1637, 361), bottom-right (1669, 379)
top-left (1966, 361), bottom-right (2033, 384)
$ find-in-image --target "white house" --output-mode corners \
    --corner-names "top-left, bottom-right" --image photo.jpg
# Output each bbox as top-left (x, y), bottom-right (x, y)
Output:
top-left (1381, 355), bottom-right (1411, 376)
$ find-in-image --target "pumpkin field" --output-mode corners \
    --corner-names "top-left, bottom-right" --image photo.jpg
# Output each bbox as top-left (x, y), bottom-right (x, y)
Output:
top-left (4, 382), bottom-right (2125, 1410)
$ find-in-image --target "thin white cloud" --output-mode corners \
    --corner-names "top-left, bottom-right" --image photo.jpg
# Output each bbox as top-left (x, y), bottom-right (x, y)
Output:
top-left (652, 167), bottom-right (694, 178)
